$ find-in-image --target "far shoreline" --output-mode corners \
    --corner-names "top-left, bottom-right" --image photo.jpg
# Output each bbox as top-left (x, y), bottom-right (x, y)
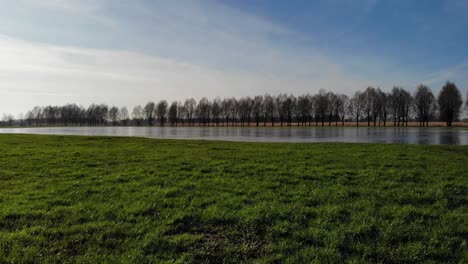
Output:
top-left (1, 121), bottom-right (468, 129)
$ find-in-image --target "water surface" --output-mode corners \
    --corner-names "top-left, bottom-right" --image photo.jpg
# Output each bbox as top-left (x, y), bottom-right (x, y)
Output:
top-left (1, 126), bottom-right (467, 145)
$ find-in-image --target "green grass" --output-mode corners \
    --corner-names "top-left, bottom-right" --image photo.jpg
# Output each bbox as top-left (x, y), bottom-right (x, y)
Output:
top-left (0, 135), bottom-right (467, 263)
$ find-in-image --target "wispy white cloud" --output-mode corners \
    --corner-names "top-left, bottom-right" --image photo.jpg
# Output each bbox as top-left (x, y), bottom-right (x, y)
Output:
top-left (0, 0), bottom-right (414, 115)
top-left (12, 0), bottom-right (118, 30)
top-left (19, 0), bottom-right (104, 13)
top-left (419, 61), bottom-right (468, 87)
top-left (0, 35), bottom-right (374, 115)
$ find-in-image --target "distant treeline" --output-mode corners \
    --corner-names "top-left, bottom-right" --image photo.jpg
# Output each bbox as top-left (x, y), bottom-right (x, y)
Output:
top-left (2, 81), bottom-right (467, 127)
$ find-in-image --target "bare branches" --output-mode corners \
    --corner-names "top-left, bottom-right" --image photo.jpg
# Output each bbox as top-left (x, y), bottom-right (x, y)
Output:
top-left (7, 81), bottom-right (466, 127)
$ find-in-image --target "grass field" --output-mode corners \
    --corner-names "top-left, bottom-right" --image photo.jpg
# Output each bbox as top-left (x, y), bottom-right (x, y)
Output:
top-left (0, 135), bottom-right (467, 263)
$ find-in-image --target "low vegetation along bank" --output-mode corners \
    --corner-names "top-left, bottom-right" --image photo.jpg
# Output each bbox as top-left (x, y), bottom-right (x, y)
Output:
top-left (0, 135), bottom-right (467, 263)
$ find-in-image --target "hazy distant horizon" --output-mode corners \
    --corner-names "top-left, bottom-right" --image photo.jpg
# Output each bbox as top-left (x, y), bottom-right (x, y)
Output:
top-left (1, 0), bottom-right (467, 116)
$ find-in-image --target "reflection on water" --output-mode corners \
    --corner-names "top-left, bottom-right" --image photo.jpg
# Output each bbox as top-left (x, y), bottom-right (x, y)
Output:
top-left (438, 130), bottom-right (460, 145)
top-left (0, 126), bottom-right (467, 145)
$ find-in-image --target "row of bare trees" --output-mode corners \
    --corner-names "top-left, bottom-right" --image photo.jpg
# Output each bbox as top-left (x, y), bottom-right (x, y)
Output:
top-left (2, 81), bottom-right (466, 127)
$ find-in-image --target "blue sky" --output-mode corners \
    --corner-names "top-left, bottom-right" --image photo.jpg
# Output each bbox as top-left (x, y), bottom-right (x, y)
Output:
top-left (220, 0), bottom-right (468, 80)
top-left (0, 0), bottom-right (467, 115)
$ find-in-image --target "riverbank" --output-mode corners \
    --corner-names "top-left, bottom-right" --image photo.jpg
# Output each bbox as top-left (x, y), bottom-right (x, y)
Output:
top-left (0, 135), bottom-right (466, 263)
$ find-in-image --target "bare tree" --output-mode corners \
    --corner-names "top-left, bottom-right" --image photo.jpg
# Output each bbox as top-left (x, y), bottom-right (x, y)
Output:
top-left (168, 101), bottom-right (178, 126)
top-left (390, 87), bottom-right (412, 127)
top-left (438, 81), bottom-right (463, 127)
top-left (60, 104), bottom-right (82, 126)
top-left (177, 102), bottom-right (187, 126)
top-left (362, 87), bottom-right (376, 126)
top-left (314, 90), bottom-right (329, 126)
top-left (263, 94), bottom-right (275, 126)
top-left (297, 94), bottom-right (312, 126)
top-left (197, 97), bottom-right (211, 126)
top-left (307, 94), bottom-right (315, 126)
top-left (465, 90), bottom-right (468, 116)
top-left (276, 94), bottom-right (287, 126)
top-left (228, 98), bottom-right (239, 126)
top-left (238, 97), bottom-right (253, 126)
top-left (31, 106), bottom-right (43, 126)
top-left (120, 107), bottom-right (129, 126)
top-left (86, 105), bottom-right (96, 126)
top-left (327, 92), bottom-right (338, 126)
top-left (349, 91), bottom-right (364, 126)
top-left (221, 98), bottom-right (232, 126)
top-left (156, 100), bottom-right (168, 126)
top-left (143, 101), bottom-right (156, 126)
top-left (43, 106), bottom-right (59, 125)
top-left (375, 89), bottom-right (389, 126)
top-left (2, 114), bottom-right (14, 126)
top-left (293, 96), bottom-right (301, 126)
top-left (372, 89), bottom-right (382, 126)
top-left (252, 95), bottom-right (263, 126)
top-left (211, 97), bottom-right (222, 126)
top-left (109, 106), bottom-right (120, 126)
top-left (414, 84), bottom-right (436, 127)
top-left (184, 98), bottom-right (197, 126)
top-left (336, 94), bottom-right (349, 126)
top-left (25, 111), bottom-right (33, 126)
top-left (21, 84), bottom-right (468, 128)
top-left (389, 88), bottom-right (399, 126)
top-left (401, 89), bottom-right (413, 127)
top-left (132, 105), bottom-right (143, 126)
top-left (87, 104), bottom-right (108, 126)
top-left (283, 94), bottom-right (296, 126)
top-left (100, 105), bottom-right (109, 126)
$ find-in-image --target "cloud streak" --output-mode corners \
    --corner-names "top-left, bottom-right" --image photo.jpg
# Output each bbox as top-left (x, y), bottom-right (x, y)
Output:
top-left (0, 34), bottom-right (374, 115)
top-left (1, 0), bottom-right (460, 116)
top-left (20, 0), bottom-right (104, 13)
